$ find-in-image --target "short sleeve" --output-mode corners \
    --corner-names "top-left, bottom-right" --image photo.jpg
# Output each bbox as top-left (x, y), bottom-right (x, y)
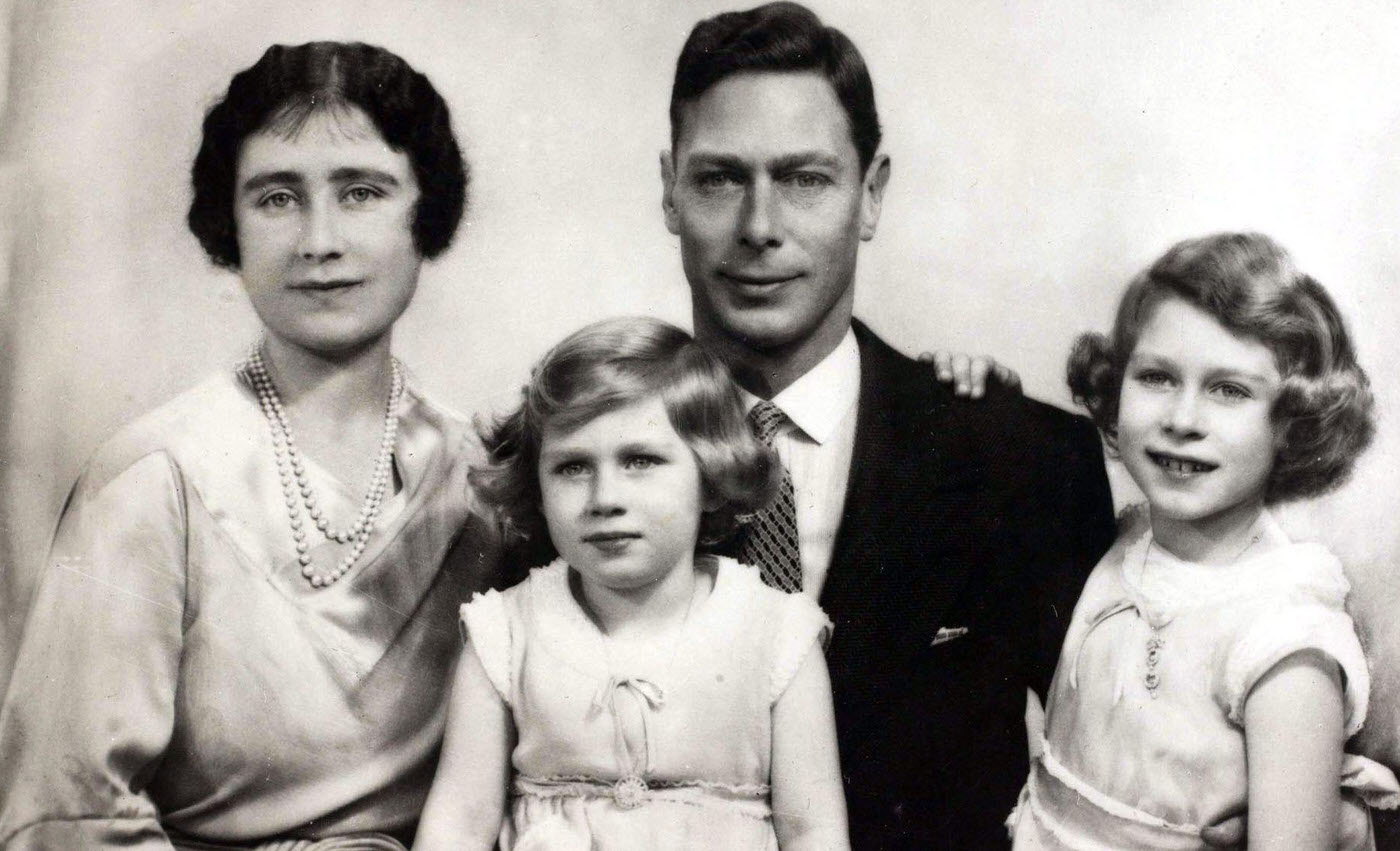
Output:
top-left (1220, 592), bottom-right (1370, 736)
top-left (460, 589), bottom-right (513, 706)
top-left (768, 593), bottom-right (834, 704)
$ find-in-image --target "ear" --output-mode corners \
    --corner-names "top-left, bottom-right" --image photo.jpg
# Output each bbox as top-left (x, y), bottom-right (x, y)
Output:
top-left (859, 154), bottom-right (891, 242)
top-left (660, 150), bottom-right (680, 236)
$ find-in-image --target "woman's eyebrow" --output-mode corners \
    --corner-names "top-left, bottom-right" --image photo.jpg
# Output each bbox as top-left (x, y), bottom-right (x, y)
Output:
top-left (329, 167), bottom-right (401, 186)
top-left (240, 170), bottom-right (303, 193)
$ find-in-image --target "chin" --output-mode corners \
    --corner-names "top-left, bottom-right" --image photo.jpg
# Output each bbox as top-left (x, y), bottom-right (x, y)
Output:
top-left (717, 313), bottom-right (809, 352)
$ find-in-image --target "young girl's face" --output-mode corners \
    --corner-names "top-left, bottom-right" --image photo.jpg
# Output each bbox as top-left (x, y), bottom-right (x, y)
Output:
top-left (538, 395), bottom-right (706, 592)
top-left (1117, 297), bottom-right (1282, 533)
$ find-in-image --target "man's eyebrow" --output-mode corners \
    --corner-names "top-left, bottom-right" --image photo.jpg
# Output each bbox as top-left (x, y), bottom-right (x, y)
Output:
top-left (769, 151), bottom-right (842, 171)
top-left (682, 152), bottom-right (747, 170)
top-left (240, 170), bottom-right (303, 194)
top-left (683, 150), bottom-right (843, 171)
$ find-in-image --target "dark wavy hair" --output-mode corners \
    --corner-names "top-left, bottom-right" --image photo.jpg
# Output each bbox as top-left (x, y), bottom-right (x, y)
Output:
top-left (1068, 232), bottom-right (1374, 503)
top-left (471, 317), bottom-right (780, 556)
top-left (670, 2), bottom-right (882, 172)
top-left (188, 41), bottom-right (468, 268)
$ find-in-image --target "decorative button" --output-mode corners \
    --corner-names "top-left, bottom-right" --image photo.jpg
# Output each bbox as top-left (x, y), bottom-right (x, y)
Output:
top-left (614, 775), bottom-right (649, 809)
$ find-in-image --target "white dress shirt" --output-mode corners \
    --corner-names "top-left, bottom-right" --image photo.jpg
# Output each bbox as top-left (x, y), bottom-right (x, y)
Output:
top-left (740, 329), bottom-right (861, 599)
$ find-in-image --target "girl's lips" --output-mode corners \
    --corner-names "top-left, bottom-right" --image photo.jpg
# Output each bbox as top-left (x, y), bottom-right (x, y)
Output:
top-left (582, 531), bottom-right (641, 542)
top-left (582, 532), bottom-right (641, 555)
top-left (1147, 450), bottom-right (1217, 476)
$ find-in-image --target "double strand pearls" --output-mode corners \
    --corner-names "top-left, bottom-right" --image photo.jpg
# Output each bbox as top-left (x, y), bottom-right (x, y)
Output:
top-left (244, 347), bottom-right (404, 588)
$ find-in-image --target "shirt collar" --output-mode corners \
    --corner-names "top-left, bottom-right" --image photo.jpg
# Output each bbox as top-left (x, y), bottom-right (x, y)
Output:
top-left (740, 328), bottom-right (860, 445)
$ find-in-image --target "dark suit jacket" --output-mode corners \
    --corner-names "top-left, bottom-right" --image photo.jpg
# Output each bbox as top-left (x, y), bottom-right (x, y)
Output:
top-left (824, 321), bottom-right (1115, 849)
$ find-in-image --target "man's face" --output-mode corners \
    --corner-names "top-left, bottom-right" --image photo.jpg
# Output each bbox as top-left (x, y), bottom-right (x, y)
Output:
top-left (663, 71), bottom-right (888, 361)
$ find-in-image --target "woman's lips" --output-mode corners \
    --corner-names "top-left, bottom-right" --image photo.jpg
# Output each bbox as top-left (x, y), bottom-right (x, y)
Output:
top-left (291, 279), bottom-right (363, 292)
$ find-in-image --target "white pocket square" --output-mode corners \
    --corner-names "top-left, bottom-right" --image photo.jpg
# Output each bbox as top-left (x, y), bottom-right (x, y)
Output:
top-left (931, 626), bottom-right (969, 646)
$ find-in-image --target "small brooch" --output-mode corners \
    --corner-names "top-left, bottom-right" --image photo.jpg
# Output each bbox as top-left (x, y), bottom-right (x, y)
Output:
top-left (1144, 634), bottom-right (1164, 697)
top-left (613, 774), bottom-right (649, 809)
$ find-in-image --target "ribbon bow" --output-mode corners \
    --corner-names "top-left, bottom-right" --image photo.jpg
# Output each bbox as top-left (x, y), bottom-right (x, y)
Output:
top-left (590, 676), bottom-right (667, 783)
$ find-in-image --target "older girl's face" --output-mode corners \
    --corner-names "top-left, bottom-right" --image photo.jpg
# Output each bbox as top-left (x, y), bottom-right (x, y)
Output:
top-left (1117, 297), bottom-right (1282, 541)
top-left (233, 105), bottom-right (421, 358)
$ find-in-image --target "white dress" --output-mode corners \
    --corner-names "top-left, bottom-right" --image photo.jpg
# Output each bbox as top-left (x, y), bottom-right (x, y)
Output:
top-left (1010, 507), bottom-right (1400, 850)
top-left (460, 556), bottom-right (831, 851)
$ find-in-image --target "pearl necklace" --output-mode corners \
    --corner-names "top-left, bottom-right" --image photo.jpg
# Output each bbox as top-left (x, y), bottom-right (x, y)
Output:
top-left (243, 347), bottom-right (403, 588)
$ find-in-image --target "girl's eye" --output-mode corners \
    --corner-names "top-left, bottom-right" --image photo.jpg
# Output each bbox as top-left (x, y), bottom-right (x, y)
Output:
top-left (554, 461), bottom-right (588, 478)
top-left (1213, 382), bottom-right (1252, 401)
top-left (1134, 369), bottom-right (1173, 387)
top-left (624, 455), bottom-right (662, 470)
top-left (258, 190), bottom-right (297, 209)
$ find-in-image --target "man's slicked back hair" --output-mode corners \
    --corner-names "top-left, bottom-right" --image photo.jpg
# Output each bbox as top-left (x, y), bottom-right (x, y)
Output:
top-left (669, 2), bottom-right (882, 172)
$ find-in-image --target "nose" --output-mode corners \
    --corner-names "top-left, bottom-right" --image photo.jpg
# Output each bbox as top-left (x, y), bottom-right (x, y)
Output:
top-left (738, 180), bottom-right (782, 250)
top-left (1162, 389), bottom-right (1204, 438)
top-left (297, 197), bottom-right (346, 261)
top-left (586, 465), bottom-right (625, 517)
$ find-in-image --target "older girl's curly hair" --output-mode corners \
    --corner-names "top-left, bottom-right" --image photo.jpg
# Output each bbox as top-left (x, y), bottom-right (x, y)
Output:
top-left (471, 317), bottom-right (779, 556)
top-left (1067, 232), bottom-right (1374, 503)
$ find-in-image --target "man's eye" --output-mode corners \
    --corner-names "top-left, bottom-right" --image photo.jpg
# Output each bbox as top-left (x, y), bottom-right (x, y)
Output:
top-left (695, 172), bottom-right (739, 189)
top-left (784, 172), bottom-right (830, 189)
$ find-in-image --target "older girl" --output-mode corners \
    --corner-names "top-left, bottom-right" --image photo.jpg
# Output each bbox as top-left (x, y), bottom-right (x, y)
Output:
top-left (0, 42), bottom-right (509, 850)
top-left (416, 317), bottom-right (849, 850)
top-left (1010, 232), bottom-right (1398, 849)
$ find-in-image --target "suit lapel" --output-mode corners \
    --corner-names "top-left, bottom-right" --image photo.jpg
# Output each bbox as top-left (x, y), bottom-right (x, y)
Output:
top-left (822, 323), bottom-right (985, 684)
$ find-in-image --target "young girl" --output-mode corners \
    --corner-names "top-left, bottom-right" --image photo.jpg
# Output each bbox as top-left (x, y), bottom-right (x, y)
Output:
top-left (1010, 232), bottom-right (1399, 850)
top-left (415, 317), bottom-right (850, 850)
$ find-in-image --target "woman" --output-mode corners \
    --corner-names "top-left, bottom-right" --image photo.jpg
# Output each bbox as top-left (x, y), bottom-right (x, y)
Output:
top-left (0, 42), bottom-right (511, 850)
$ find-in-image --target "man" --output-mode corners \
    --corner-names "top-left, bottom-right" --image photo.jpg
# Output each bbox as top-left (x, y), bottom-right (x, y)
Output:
top-left (660, 4), bottom-right (1116, 847)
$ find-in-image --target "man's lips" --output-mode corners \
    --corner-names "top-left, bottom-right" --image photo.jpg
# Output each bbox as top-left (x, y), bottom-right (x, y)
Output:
top-left (718, 270), bottom-right (802, 287)
top-left (1147, 450), bottom-right (1218, 476)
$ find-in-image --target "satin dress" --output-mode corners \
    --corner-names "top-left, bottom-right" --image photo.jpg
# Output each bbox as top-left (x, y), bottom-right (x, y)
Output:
top-left (0, 369), bottom-right (505, 850)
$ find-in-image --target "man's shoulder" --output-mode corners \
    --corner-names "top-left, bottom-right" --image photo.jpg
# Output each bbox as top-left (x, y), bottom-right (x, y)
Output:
top-left (853, 321), bottom-right (1096, 447)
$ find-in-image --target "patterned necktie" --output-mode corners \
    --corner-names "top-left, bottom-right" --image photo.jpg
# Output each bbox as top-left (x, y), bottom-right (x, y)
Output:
top-left (739, 400), bottom-right (804, 593)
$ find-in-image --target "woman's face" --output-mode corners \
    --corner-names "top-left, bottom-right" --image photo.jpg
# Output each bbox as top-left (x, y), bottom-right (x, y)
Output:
top-left (233, 105), bottom-right (421, 358)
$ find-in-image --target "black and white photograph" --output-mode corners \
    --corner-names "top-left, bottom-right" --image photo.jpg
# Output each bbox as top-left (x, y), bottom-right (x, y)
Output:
top-left (2, 1), bottom-right (1399, 848)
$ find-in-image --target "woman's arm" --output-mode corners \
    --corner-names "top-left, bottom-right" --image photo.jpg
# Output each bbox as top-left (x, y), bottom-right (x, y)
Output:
top-left (414, 642), bottom-right (514, 851)
top-left (0, 453), bottom-right (187, 851)
top-left (1244, 648), bottom-right (1345, 850)
top-left (771, 643), bottom-right (850, 851)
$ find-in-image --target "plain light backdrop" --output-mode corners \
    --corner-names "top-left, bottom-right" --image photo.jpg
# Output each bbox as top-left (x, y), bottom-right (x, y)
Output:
top-left (2, 0), bottom-right (1399, 756)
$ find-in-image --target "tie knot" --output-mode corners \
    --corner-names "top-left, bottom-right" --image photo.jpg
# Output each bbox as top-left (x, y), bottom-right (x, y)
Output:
top-left (747, 400), bottom-right (787, 446)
